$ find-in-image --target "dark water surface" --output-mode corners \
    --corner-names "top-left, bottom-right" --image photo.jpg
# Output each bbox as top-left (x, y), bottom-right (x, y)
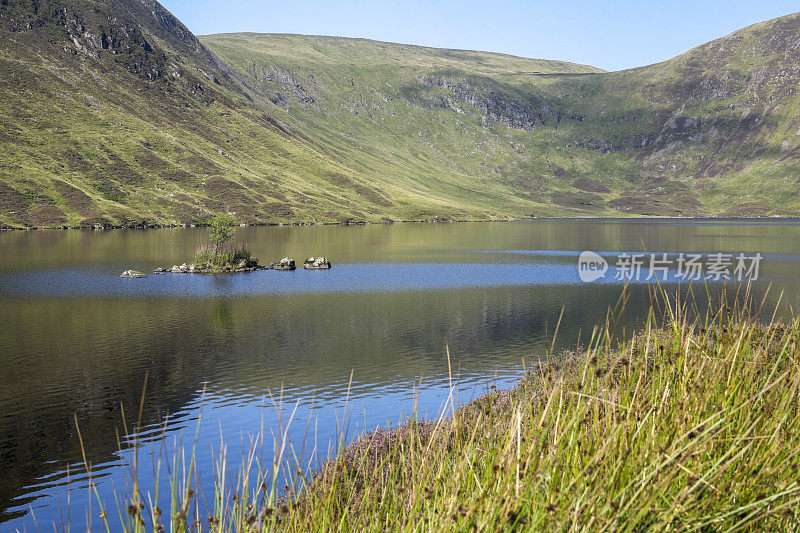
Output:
top-left (2, 219), bottom-right (800, 531)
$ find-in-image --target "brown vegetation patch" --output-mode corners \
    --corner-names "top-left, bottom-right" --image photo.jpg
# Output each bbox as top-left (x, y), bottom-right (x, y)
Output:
top-left (267, 190), bottom-right (289, 202)
top-left (52, 180), bottom-right (97, 216)
top-left (550, 190), bottom-right (606, 209)
top-left (173, 193), bottom-right (197, 204)
top-left (28, 204), bottom-right (67, 227)
top-left (354, 184), bottom-right (393, 207)
top-left (182, 152), bottom-right (222, 175)
top-left (0, 128), bottom-right (19, 145)
top-left (240, 177), bottom-right (262, 190)
top-left (204, 177), bottom-right (257, 212)
top-left (261, 202), bottom-right (294, 218)
top-left (704, 163), bottom-right (734, 178)
top-left (79, 216), bottom-right (113, 228)
top-left (239, 181), bottom-right (290, 202)
top-left (235, 212), bottom-right (259, 224)
top-left (160, 167), bottom-right (194, 182)
top-left (134, 149), bottom-right (171, 170)
top-left (608, 179), bottom-right (701, 216)
top-left (100, 150), bottom-right (145, 185)
top-left (325, 171), bottom-right (352, 186)
top-left (514, 175), bottom-right (546, 191)
top-left (110, 210), bottom-right (151, 227)
top-left (0, 182), bottom-right (31, 217)
top-left (718, 203), bottom-right (771, 217)
top-left (60, 149), bottom-right (94, 173)
top-left (572, 177), bottom-right (611, 194)
top-left (133, 145), bottom-right (196, 182)
top-left (89, 177), bottom-right (126, 203)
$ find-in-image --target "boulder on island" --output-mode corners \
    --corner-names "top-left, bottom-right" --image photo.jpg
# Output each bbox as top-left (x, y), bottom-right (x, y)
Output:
top-left (120, 270), bottom-right (147, 278)
top-left (269, 257), bottom-right (296, 271)
top-left (304, 256), bottom-right (332, 270)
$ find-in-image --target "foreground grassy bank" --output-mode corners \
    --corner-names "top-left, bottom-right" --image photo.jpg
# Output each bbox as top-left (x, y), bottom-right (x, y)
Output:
top-left (279, 302), bottom-right (800, 531)
top-left (90, 293), bottom-right (800, 531)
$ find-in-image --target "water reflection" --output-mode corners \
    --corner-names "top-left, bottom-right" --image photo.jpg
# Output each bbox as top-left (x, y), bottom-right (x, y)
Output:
top-left (0, 219), bottom-right (799, 530)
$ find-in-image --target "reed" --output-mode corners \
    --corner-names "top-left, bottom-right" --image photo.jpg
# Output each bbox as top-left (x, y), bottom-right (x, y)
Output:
top-left (192, 242), bottom-right (253, 268)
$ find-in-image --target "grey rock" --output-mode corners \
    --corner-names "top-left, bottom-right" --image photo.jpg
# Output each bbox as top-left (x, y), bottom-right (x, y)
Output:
top-left (269, 257), bottom-right (296, 271)
top-left (120, 269), bottom-right (147, 278)
top-left (303, 256), bottom-right (332, 270)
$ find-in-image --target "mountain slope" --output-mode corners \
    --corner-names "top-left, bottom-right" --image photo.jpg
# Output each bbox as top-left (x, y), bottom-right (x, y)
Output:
top-left (0, 0), bottom-right (480, 228)
top-left (202, 14), bottom-right (800, 219)
top-left (534, 13), bottom-right (800, 216)
top-left (200, 33), bottom-right (609, 222)
top-left (1, 3), bottom-right (800, 227)
top-left (0, 0), bottom-right (605, 229)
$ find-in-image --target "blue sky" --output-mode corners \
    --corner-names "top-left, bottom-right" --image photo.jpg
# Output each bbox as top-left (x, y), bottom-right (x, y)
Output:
top-left (161, 1), bottom-right (800, 71)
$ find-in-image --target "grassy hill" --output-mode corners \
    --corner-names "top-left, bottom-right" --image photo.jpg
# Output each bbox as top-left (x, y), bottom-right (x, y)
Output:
top-left (1, 2), bottom-right (800, 227)
top-left (0, 0), bottom-right (448, 228)
top-left (202, 16), bottom-right (800, 219)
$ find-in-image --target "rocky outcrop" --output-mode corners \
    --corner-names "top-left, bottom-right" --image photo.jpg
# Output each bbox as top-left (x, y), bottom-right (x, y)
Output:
top-left (146, 255), bottom-right (330, 274)
top-left (252, 65), bottom-right (316, 107)
top-left (152, 259), bottom-right (262, 274)
top-left (416, 75), bottom-right (549, 130)
top-left (303, 256), bottom-right (331, 270)
top-left (145, 255), bottom-right (332, 275)
top-left (268, 257), bottom-right (296, 271)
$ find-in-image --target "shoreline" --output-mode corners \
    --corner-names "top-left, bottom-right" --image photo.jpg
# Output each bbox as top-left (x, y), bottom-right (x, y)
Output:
top-left (4, 215), bottom-right (800, 232)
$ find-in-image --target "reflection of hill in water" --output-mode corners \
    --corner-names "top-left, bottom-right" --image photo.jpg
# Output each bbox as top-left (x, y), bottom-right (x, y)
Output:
top-left (0, 298), bottom-right (208, 521)
top-left (0, 281), bottom-right (781, 522)
top-left (5, 220), bottom-right (800, 273)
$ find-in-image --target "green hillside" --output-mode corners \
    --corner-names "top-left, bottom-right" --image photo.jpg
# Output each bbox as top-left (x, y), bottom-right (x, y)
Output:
top-left (0, 0), bottom-right (475, 228)
top-left (1, 1), bottom-right (800, 227)
top-left (202, 16), bottom-right (800, 219)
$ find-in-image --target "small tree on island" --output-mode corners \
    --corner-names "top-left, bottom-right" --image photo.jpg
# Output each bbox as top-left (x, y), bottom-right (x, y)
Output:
top-left (208, 213), bottom-right (236, 253)
top-left (193, 213), bottom-right (254, 269)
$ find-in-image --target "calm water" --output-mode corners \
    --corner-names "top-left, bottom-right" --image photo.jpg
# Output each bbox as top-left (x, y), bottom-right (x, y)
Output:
top-left (2, 219), bottom-right (800, 531)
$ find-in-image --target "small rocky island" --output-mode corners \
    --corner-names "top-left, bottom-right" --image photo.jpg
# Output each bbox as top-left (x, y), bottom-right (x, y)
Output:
top-left (152, 259), bottom-right (261, 275)
top-left (122, 256), bottom-right (333, 277)
top-left (119, 214), bottom-right (332, 278)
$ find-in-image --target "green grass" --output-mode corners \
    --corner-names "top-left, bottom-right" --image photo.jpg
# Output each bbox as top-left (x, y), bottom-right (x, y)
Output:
top-left (72, 288), bottom-right (800, 531)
